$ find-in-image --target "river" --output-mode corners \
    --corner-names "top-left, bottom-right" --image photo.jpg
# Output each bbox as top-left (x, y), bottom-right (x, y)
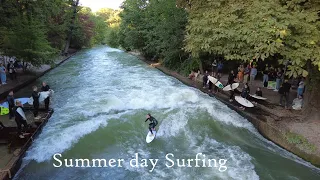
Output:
top-left (14, 46), bottom-right (320, 179)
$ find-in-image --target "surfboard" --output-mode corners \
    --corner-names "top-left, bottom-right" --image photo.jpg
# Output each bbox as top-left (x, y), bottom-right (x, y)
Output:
top-left (223, 83), bottom-right (239, 91)
top-left (28, 91), bottom-right (51, 105)
top-left (0, 106), bottom-right (9, 115)
top-left (49, 89), bottom-right (54, 97)
top-left (208, 76), bottom-right (224, 89)
top-left (146, 130), bottom-right (156, 143)
top-left (235, 96), bottom-right (254, 108)
top-left (250, 94), bottom-right (267, 100)
top-left (0, 98), bottom-right (29, 108)
top-left (17, 107), bottom-right (27, 120)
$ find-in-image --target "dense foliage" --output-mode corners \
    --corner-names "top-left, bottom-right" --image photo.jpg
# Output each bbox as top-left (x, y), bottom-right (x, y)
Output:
top-left (116, 0), bottom-right (320, 117)
top-left (0, 0), bottom-right (109, 68)
top-left (117, 0), bottom-right (189, 70)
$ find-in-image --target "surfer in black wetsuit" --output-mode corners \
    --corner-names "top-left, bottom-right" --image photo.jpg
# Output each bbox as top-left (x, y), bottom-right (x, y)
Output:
top-left (7, 90), bottom-right (15, 119)
top-left (241, 84), bottom-right (250, 99)
top-left (32, 86), bottom-right (40, 119)
top-left (227, 70), bottom-right (236, 102)
top-left (255, 87), bottom-right (263, 97)
top-left (14, 100), bottom-right (28, 138)
top-left (145, 113), bottom-right (158, 136)
top-left (41, 82), bottom-right (50, 111)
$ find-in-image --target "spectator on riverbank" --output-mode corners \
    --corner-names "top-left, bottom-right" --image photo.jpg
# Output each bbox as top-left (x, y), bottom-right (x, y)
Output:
top-left (279, 80), bottom-right (291, 109)
top-left (213, 72), bottom-right (220, 94)
top-left (41, 82), bottom-right (50, 111)
top-left (250, 65), bottom-right (257, 85)
top-left (7, 61), bottom-right (17, 80)
top-left (263, 65), bottom-right (269, 87)
top-left (203, 71), bottom-right (208, 88)
top-left (244, 64), bottom-right (250, 84)
top-left (275, 68), bottom-right (283, 91)
top-left (227, 70), bottom-right (236, 102)
top-left (237, 64), bottom-right (244, 83)
top-left (32, 86), bottom-right (41, 119)
top-left (297, 78), bottom-right (305, 97)
top-left (7, 90), bottom-right (15, 119)
top-left (0, 63), bottom-right (7, 85)
top-left (14, 100), bottom-right (28, 138)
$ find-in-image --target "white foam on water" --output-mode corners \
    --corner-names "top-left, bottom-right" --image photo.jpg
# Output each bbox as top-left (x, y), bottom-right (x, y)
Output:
top-left (24, 113), bottom-right (123, 162)
top-left (17, 46), bottom-right (320, 179)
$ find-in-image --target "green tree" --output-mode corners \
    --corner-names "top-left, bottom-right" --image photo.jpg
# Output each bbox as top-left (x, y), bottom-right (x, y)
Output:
top-left (180, 0), bottom-right (320, 120)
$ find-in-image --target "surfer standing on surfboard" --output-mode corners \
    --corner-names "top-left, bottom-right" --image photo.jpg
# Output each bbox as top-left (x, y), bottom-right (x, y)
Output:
top-left (145, 113), bottom-right (158, 136)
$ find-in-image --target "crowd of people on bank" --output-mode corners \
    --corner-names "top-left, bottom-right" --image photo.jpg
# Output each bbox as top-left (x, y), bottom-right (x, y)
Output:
top-left (189, 60), bottom-right (306, 110)
top-left (0, 58), bottom-right (21, 85)
top-left (0, 82), bottom-right (51, 138)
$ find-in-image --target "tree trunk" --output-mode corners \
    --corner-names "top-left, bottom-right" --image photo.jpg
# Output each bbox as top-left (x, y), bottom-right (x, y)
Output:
top-left (63, 0), bottom-right (79, 55)
top-left (302, 63), bottom-right (320, 121)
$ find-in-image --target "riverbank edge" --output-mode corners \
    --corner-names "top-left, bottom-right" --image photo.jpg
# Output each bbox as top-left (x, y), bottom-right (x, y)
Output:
top-left (128, 51), bottom-right (320, 167)
top-left (0, 53), bottom-right (77, 100)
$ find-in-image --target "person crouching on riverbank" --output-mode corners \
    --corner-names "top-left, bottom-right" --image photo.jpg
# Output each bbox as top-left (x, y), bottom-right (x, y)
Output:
top-left (41, 82), bottom-right (50, 111)
top-left (7, 90), bottom-right (15, 119)
top-left (32, 86), bottom-right (41, 119)
top-left (14, 100), bottom-right (28, 138)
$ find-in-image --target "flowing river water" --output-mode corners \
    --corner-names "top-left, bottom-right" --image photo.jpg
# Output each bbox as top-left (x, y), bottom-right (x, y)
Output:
top-left (14, 46), bottom-right (320, 180)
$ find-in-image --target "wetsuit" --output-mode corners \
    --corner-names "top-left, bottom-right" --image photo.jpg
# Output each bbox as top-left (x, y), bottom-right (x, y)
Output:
top-left (41, 85), bottom-right (50, 111)
top-left (7, 94), bottom-right (15, 119)
top-left (32, 91), bottom-right (40, 117)
top-left (227, 73), bottom-right (236, 100)
top-left (203, 73), bottom-right (208, 87)
top-left (256, 90), bottom-right (263, 97)
top-left (145, 116), bottom-right (158, 134)
top-left (241, 87), bottom-right (250, 99)
top-left (14, 106), bottom-right (28, 135)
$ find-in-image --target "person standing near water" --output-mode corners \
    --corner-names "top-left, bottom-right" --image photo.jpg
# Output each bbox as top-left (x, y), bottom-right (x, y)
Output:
top-left (145, 113), bottom-right (158, 136)
top-left (0, 63), bottom-right (7, 85)
top-left (7, 90), bottom-right (15, 119)
top-left (227, 70), bottom-right (236, 102)
top-left (7, 61), bottom-right (17, 80)
top-left (41, 82), bottom-right (50, 111)
top-left (14, 100), bottom-right (28, 138)
top-left (32, 86), bottom-right (41, 119)
top-left (275, 68), bottom-right (283, 91)
top-left (202, 71), bottom-right (208, 89)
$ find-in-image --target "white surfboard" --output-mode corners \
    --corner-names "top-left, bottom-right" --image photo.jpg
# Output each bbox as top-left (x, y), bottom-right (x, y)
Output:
top-left (223, 83), bottom-right (240, 91)
top-left (49, 89), bottom-right (54, 97)
top-left (0, 98), bottom-right (30, 108)
top-left (235, 96), bottom-right (254, 108)
top-left (146, 130), bottom-right (156, 143)
top-left (17, 98), bottom-right (30, 105)
top-left (28, 91), bottom-right (51, 105)
top-left (250, 94), bottom-right (267, 100)
top-left (17, 107), bottom-right (27, 120)
top-left (208, 76), bottom-right (224, 89)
